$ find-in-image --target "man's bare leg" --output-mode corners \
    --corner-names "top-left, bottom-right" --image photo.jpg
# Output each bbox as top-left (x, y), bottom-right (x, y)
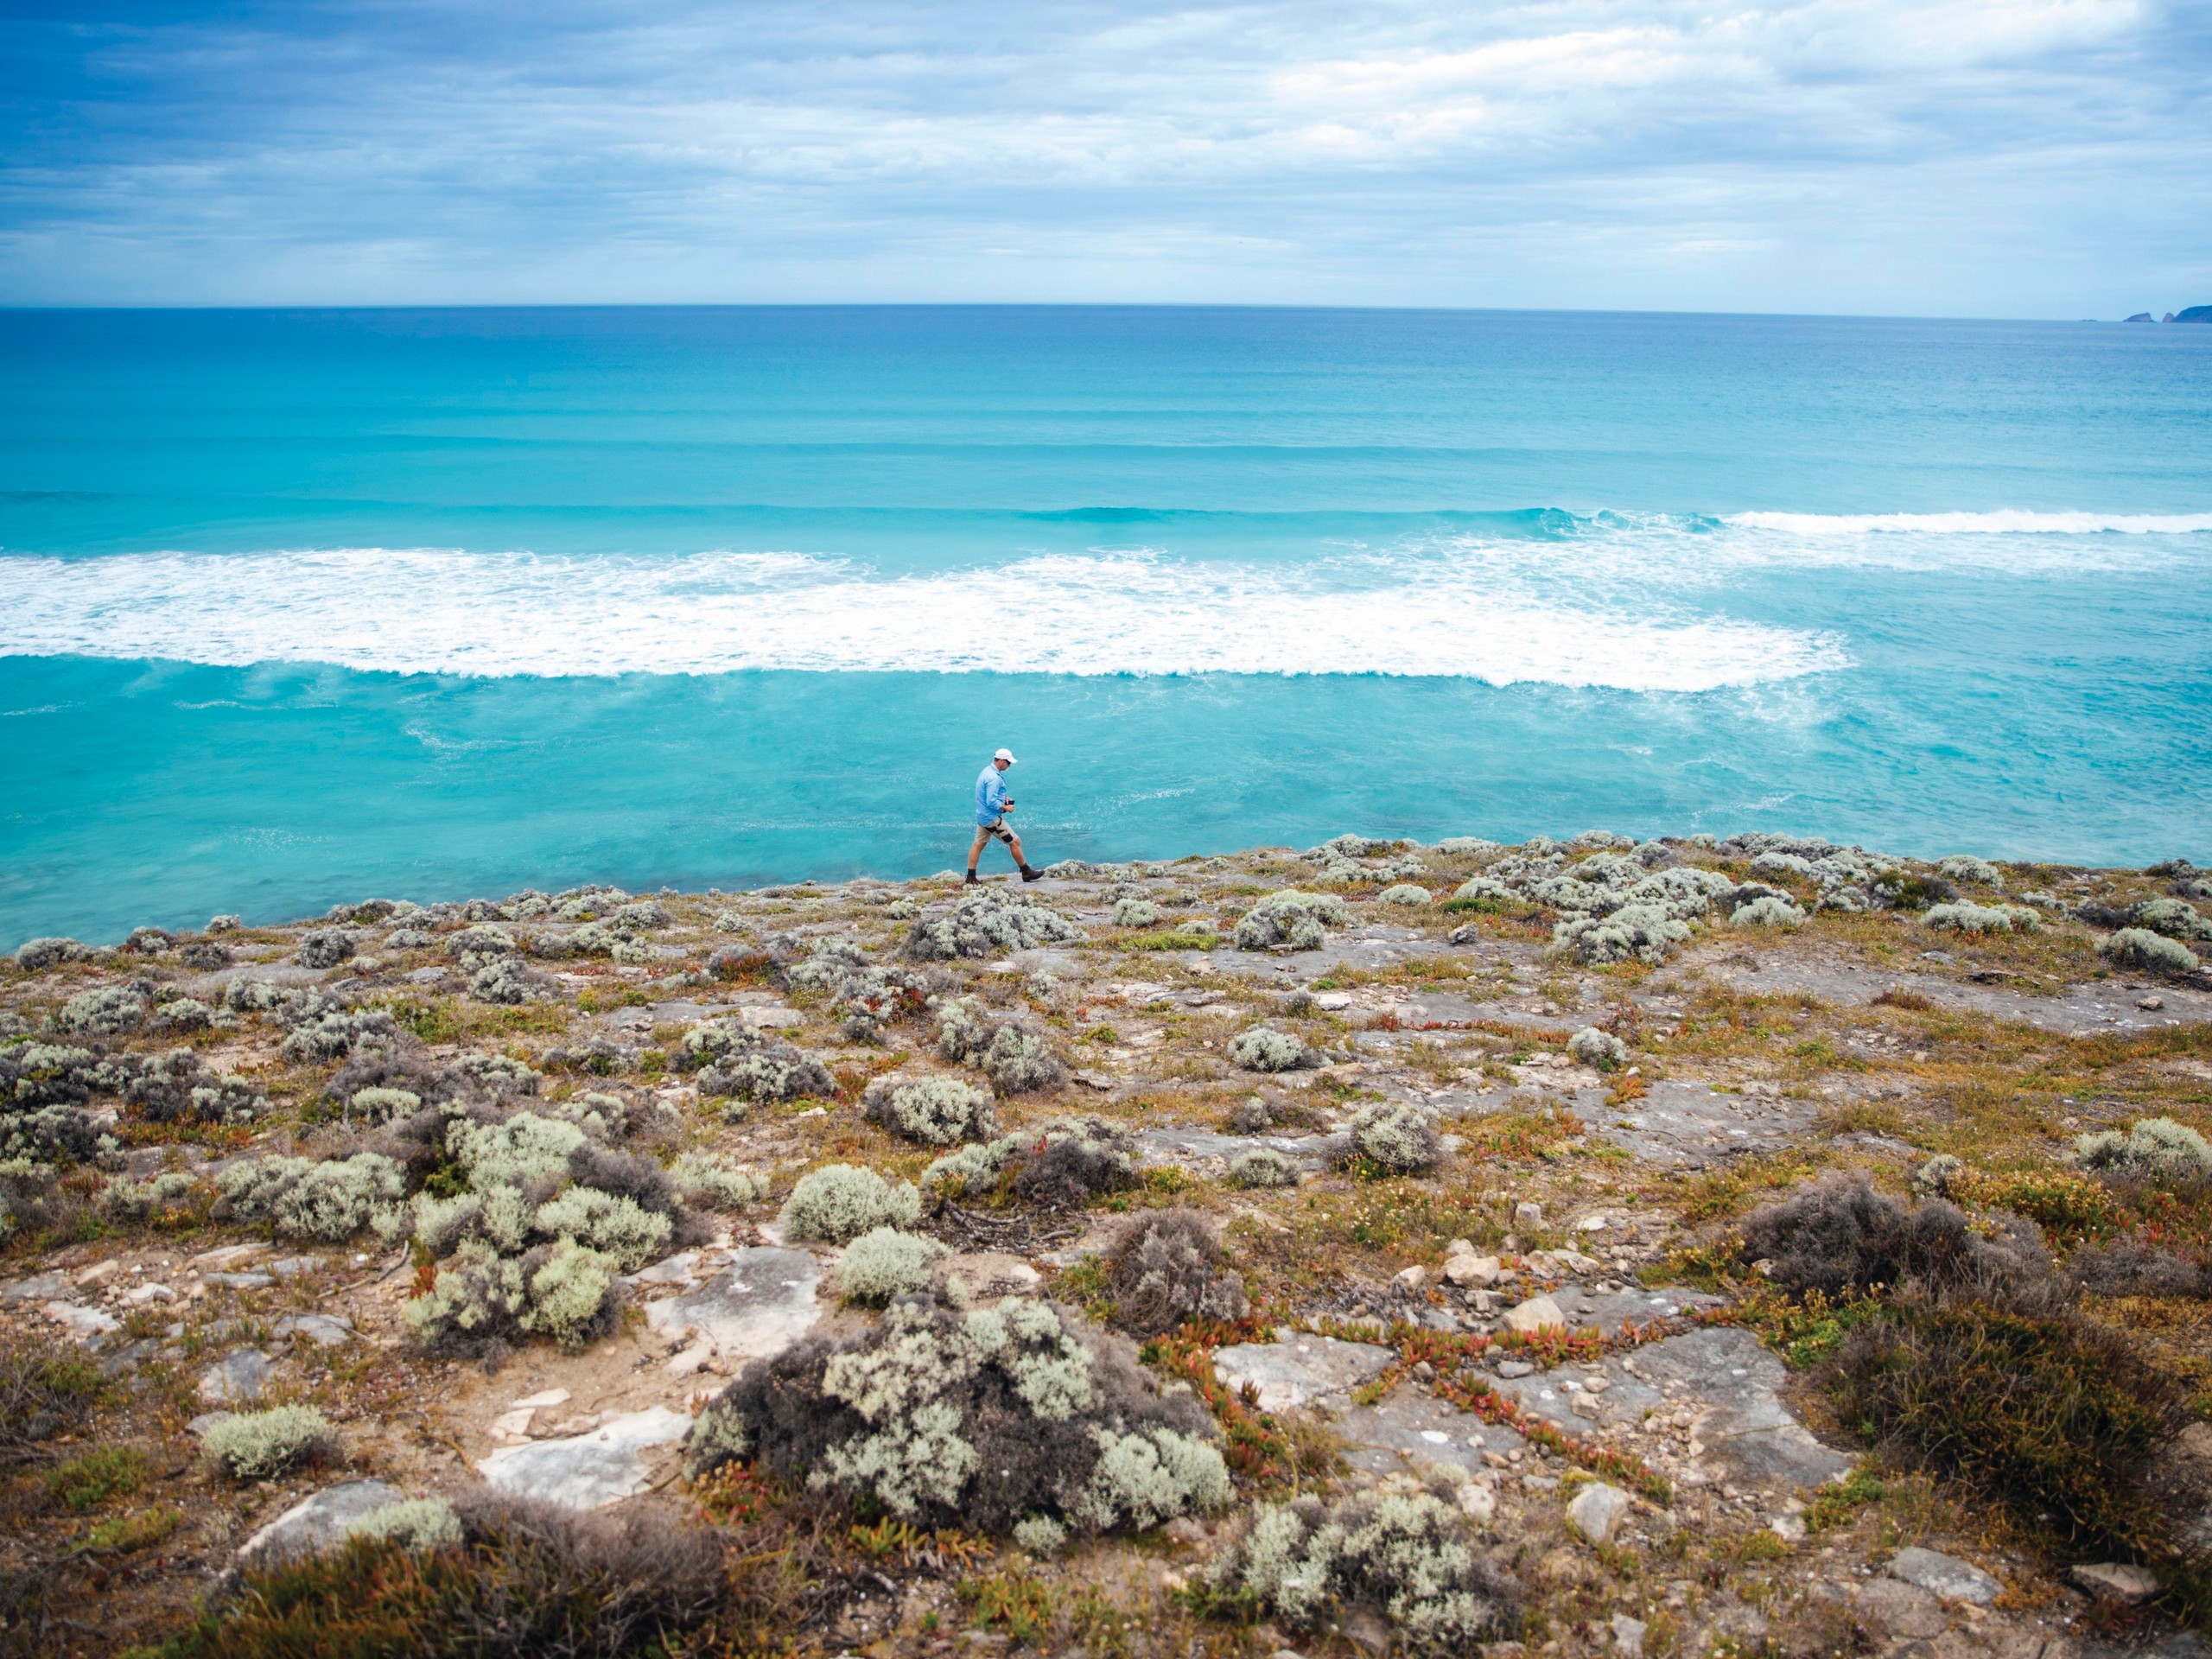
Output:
top-left (967, 828), bottom-right (991, 875)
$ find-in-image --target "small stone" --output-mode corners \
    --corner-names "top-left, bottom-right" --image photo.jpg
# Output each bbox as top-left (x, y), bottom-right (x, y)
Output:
top-left (1503, 1295), bottom-right (1567, 1334)
top-left (193, 1243), bottom-right (270, 1270)
top-left (1496, 1359), bottom-right (1535, 1378)
top-left (73, 1260), bottom-right (123, 1287)
top-left (1394, 1265), bottom-right (1427, 1291)
top-left (1888, 1545), bottom-right (2000, 1605)
top-left (1611, 1614), bottom-right (1648, 1657)
top-left (2068, 1561), bottom-right (2158, 1605)
top-left (1571, 1393), bottom-right (1602, 1420)
top-left (1457, 1483), bottom-right (1496, 1524)
top-left (1567, 1481), bottom-right (1631, 1544)
top-left (1445, 1254), bottom-right (1501, 1287)
top-left (2138, 996), bottom-right (2164, 1011)
top-left (1515, 1201), bottom-right (1544, 1230)
top-left (1577, 1214), bottom-right (1610, 1232)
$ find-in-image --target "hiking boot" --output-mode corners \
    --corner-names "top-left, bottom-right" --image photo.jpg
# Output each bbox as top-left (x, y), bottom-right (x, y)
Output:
top-left (1020, 864), bottom-right (1045, 882)
top-left (963, 871), bottom-right (981, 887)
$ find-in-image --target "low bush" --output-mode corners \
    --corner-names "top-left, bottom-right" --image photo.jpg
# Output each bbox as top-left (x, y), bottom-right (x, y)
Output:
top-left (935, 997), bottom-right (1067, 1096)
top-left (1112, 898), bottom-right (1164, 928)
top-left (1567, 1027), bottom-right (1628, 1071)
top-left (1937, 855), bottom-right (2004, 887)
top-left (1345, 1103), bottom-right (1440, 1175)
top-left (686, 1294), bottom-right (1230, 1538)
top-left (1228, 1026), bottom-right (1317, 1074)
top-left (906, 888), bottom-right (1082, 960)
top-left (47, 1444), bottom-right (146, 1511)
top-left (2072, 1116), bottom-right (2212, 1185)
top-left (2104, 927), bottom-right (2201, 976)
top-left (923, 1117), bottom-right (1136, 1207)
top-left (1233, 890), bottom-right (1345, 952)
top-left (218, 1153), bottom-right (409, 1243)
top-left (666, 1154), bottom-right (765, 1211)
top-left (1103, 1209), bottom-right (1249, 1335)
top-left (1205, 1477), bottom-right (1519, 1654)
top-left (2130, 897), bottom-right (2212, 942)
top-left (296, 928), bottom-right (356, 969)
top-left (1731, 895), bottom-right (1805, 928)
top-left (863, 1074), bottom-right (999, 1146)
top-left (836, 1227), bottom-right (948, 1305)
top-left (1924, 901), bottom-right (2040, 934)
top-left (1228, 1147), bottom-right (1299, 1189)
top-left (133, 1486), bottom-right (726, 1659)
top-left (1376, 884), bottom-right (1433, 906)
top-left (1825, 1302), bottom-right (2183, 1558)
top-left (1552, 904), bottom-right (1690, 965)
top-left (779, 1164), bottom-right (922, 1243)
top-left (202, 1406), bottom-right (339, 1480)
top-left (1739, 1180), bottom-right (2050, 1305)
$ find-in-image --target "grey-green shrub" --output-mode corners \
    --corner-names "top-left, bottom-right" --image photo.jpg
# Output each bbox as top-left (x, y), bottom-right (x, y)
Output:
top-left (780, 1163), bottom-right (922, 1243)
top-left (923, 1117), bottom-right (1135, 1206)
top-left (346, 1085), bottom-right (421, 1126)
top-left (668, 1154), bottom-right (766, 1210)
top-left (2131, 898), bottom-right (2212, 942)
top-left (1228, 1147), bottom-right (1300, 1189)
top-left (56, 982), bottom-right (151, 1036)
top-left (1112, 897), bottom-right (1165, 928)
top-left (836, 1227), bottom-right (948, 1305)
top-left (1377, 884), bottom-right (1433, 906)
top-left (1207, 1479), bottom-right (1518, 1653)
top-left (906, 888), bottom-right (1082, 960)
top-left (470, 957), bottom-right (552, 1004)
top-left (1552, 904), bottom-right (1689, 965)
top-left (203, 1405), bottom-right (338, 1480)
top-left (935, 997), bottom-right (1066, 1096)
top-left (1233, 890), bottom-right (1344, 951)
top-left (1731, 895), bottom-right (1805, 929)
top-left (403, 1236), bottom-right (620, 1351)
top-left (863, 1074), bottom-right (998, 1146)
top-left (1229, 1025), bottom-right (1317, 1073)
top-left (14, 937), bottom-right (81, 970)
top-left (1938, 856), bottom-right (2003, 887)
top-left (686, 1294), bottom-right (1229, 1537)
top-left (296, 928), bottom-right (356, 969)
top-left (2104, 927), bottom-right (2200, 975)
top-left (1567, 1027), bottom-right (1628, 1071)
top-left (219, 1153), bottom-right (407, 1242)
top-left (1924, 901), bottom-right (2039, 934)
top-left (346, 1496), bottom-right (461, 1552)
top-left (1347, 1103), bottom-right (1440, 1174)
top-left (2073, 1117), bottom-right (2212, 1185)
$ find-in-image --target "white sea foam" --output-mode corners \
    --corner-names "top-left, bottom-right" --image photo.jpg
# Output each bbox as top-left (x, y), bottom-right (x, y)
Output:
top-left (1726, 510), bottom-right (2212, 536)
top-left (0, 546), bottom-right (1845, 691)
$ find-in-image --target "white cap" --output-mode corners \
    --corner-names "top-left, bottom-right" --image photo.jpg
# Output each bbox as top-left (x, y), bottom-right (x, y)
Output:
top-left (994, 747), bottom-right (1017, 764)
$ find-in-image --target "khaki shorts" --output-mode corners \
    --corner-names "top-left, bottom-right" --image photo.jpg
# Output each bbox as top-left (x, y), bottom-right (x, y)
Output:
top-left (976, 817), bottom-right (1016, 846)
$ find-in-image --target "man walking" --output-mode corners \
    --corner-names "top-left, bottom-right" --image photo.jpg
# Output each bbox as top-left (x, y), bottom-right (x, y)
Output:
top-left (969, 747), bottom-right (1044, 884)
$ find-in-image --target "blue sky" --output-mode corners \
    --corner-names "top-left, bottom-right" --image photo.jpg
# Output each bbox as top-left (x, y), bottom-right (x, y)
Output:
top-left (1, 1), bottom-right (2207, 315)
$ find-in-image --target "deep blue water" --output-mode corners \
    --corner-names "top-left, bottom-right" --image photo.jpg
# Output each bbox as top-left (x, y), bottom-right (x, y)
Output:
top-left (3, 306), bottom-right (2210, 947)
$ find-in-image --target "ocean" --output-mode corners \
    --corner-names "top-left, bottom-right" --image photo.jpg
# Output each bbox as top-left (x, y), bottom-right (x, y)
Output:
top-left (3, 305), bottom-right (2209, 948)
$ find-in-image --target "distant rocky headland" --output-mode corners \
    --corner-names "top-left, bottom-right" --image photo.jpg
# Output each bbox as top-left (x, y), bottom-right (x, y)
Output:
top-left (2125, 305), bottom-right (2212, 322)
top-left (4, 828), bottom-right (2210, 1658)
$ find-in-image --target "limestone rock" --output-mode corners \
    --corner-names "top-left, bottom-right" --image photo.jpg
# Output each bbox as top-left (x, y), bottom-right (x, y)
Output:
top-left (475, 1405), bottom-right (692, 1510)
top-left (642, 1247), bottom-right (821, 1365)
top-left (2069, 1561), bottom-right (2158, 1605)
top-left (1211, 1334), bottom-right (1395, 1413)
top-left (1567, 1481), bottom-right (1630, 1544)
top-left (1853, 1578), bottom-right (1945, 1637)
top-left (197, 1348), bottom-right (272, 1404)
top-left (1889, 1545), bottom-right (2001, 1605)
top-left (1503, 1294), bottom-right (1567, 1333)
top-left (1611, 1614), bottom-right (1648, 1656)
top-left (237, 1478), bottom-right (406, 1565)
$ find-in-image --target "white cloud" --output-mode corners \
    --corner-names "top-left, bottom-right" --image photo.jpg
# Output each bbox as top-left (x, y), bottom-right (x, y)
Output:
top-left (0, 0), bottom-right (2203, 311)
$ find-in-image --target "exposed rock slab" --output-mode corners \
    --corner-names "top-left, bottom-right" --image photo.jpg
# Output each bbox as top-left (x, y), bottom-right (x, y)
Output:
top-left (1890, 1546), bottom-right (2003, 1605)
top-left (642, 1247), bottom-right (821, 1367)
top-left (475, 1406), bottom-right (692, 1510)
top-left (1496, 1325), bottom-right (1852, 1492)
top-left (1336, 1382), bottom-right (1525, 1476)
top-left (1136, 1126), bottom-right (1351, 1172)
top-left (197, 1348), bottom-right (273, 1404)
top-left (1699, 954), bottom-right (2212, 1035)
top-left (1212, 1334), bottom-right (1395, 1413)
top-left (238, 1478), bottom-right (405, 1565)
top-left (1600, 1081), bottom-right (1822, 1168)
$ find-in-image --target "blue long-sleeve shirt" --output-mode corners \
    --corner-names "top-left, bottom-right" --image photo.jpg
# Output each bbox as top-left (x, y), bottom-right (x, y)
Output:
top-left (976, 765), bottom-right (1010, 825)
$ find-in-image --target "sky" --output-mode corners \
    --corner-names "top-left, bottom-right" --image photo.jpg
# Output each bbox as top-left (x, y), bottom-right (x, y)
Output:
top-left (0, 1), bottom-right (2208, 315)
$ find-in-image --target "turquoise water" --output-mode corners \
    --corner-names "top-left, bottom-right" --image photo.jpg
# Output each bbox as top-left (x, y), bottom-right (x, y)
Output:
top-left (3, 306), bottom-right (2210, 947)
